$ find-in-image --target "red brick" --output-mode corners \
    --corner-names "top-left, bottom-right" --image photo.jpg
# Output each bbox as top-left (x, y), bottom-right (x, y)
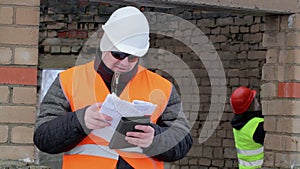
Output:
top-left (77, 30), bottom-right (88, 38)
top-left (58, 31), bottom-right (67, 38)
top-left (0, 67), bottom-right (37, 85)
top-left (278, 82), bottom-right (300, 98)
top-left (68, 30), bottom-right (77, 38)
top-left (79, 0), bottom-right (88, 6)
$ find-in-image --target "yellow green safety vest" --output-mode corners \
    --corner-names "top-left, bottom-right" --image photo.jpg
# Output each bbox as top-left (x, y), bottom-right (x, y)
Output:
top-left (233, 117), bottom-right (264, 169)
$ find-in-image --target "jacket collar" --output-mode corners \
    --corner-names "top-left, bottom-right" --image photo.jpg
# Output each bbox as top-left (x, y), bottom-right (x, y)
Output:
top-left (231, 111), bottom-right (263, 130)
top-left (94, 53), bottom-right (138, 94)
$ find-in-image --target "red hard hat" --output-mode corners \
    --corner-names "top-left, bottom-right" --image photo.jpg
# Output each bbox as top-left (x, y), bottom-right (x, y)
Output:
top-left (230, 86), bottom-right (256, 114)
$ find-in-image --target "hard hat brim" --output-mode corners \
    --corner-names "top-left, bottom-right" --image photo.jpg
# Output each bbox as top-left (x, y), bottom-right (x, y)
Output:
top-left (100, 32), bottom-right (149, 57)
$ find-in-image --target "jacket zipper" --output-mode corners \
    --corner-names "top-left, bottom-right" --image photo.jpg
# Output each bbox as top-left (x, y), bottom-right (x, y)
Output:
top-left (112, 72), bottom-right (120, 94)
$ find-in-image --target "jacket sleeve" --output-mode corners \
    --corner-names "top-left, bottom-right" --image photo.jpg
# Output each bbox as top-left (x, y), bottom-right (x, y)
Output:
top-left (33, 76), bottom-right (92, 154)
top-left (143, 85), bottom-right (193, 162)
top-left (253, 122), bottom-right (265, 145)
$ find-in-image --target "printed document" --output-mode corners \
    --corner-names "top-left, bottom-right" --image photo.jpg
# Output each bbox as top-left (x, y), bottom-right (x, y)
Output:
top-left (92, 93), bottom-right (157, 149)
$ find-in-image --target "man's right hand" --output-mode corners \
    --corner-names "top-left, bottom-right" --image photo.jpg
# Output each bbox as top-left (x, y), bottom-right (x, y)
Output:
top-left (84, 102), bottom-right (112, 130)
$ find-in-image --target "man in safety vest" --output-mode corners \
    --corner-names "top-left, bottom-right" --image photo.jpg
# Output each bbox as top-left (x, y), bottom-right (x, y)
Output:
top-left (34, 6), bottom-right (193, 169)
top-left (230, 86), bottom-right (265, 169)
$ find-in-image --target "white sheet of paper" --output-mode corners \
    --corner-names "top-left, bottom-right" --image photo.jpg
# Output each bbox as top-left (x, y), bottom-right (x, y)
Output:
top-left (99, 93), bottom-right (156, 130)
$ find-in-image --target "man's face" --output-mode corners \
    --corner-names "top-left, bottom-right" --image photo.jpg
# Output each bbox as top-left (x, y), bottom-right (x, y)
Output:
top-left (102, 51), bottom-right (139, 73)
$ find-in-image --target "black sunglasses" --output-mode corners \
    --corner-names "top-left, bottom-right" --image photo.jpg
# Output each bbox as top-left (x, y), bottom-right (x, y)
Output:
top-left (110, 51), bottom-right (138, 62)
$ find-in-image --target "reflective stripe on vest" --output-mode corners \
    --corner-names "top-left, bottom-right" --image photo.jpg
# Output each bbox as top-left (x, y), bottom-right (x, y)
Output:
top-left (59, 61), bottom-right (172, 169)
top-left (65, 144), bottom-right (119, 160)
top-left (238, 158), bottom-right (263, 167)
top-left (233, 117), bottom-right (264, 168)
top-left (236, 146), bottom-right (264, 156)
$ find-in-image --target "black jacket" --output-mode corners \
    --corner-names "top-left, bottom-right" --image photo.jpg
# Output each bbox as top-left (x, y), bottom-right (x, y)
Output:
top-left (34, 59), bottom-right (193, 168)
top-left (231, 111), bottom-right (265, 144)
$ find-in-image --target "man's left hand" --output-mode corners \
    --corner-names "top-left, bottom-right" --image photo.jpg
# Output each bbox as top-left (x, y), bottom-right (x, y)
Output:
top-left (125, 125), bottom-right (154, 148)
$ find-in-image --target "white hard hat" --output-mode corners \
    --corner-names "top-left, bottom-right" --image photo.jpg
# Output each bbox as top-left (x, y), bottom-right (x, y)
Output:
top-left (100, 6), bottom-right (150, 57)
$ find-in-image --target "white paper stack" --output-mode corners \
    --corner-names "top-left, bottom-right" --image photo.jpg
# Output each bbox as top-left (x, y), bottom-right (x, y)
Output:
top-left (92, 93), bottom-right (157, 143)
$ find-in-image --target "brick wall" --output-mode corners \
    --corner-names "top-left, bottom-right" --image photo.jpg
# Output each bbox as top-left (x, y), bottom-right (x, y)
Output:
top-left (3, 1), bottom-right (300, 168)
top-left (0, 0), bottom-right (39, 167)
top-left (146, 9), bottom-right (266, 168)
top-left (38, 2), bottom-right (266, 168)
top-left (262, 14), bottom-right (300, 169)
top-left (39, 0), bottom-right (115, 69)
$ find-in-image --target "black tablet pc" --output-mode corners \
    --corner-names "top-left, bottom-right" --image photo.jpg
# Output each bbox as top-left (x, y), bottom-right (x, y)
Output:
top-left (108, 116), bottom-right (150, 149)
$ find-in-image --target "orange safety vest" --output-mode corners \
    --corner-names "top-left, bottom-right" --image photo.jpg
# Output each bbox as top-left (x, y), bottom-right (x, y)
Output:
top-left (59, 61), bottom-right (172, 169)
